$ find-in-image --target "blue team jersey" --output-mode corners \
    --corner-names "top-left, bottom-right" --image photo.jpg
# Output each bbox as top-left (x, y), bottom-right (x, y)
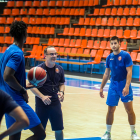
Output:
top-left (106, 50), bottom-right (133, 82)
top-left (0, 44), bottom-right (26, 101)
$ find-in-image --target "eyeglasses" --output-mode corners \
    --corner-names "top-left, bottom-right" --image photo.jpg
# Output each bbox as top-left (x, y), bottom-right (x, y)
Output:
top-left (46, 53), bottom-right (58, 56)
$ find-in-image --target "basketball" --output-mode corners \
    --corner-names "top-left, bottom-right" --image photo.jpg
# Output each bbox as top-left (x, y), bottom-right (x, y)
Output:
top-left (27, 67), bottom-right (47, 87)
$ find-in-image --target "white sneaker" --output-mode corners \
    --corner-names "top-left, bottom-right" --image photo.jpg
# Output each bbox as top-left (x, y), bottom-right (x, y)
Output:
top-left (101, 131), bottom-right (111, 140)
top-left (131, 131), bottom-right (140, 140)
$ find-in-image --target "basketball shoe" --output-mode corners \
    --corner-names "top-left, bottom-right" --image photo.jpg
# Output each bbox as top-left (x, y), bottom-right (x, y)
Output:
top-left (101, 131), bottom-right (111, 140)
top-left (131, 130), bottom-right (140, 140)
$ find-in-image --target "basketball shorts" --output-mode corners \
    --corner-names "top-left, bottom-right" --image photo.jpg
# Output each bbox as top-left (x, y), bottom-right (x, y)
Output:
top-left (106, 79), bottom-right (133, 106)
top-left (5, 100), bottom-right (41, 130)
top-left (36, 103), bottom-right (64, 131)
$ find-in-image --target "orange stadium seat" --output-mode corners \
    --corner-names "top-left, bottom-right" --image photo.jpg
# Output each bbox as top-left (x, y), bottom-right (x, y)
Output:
top-left (87, 40), bottom-right (94, 49)
top-left (58, 38), bottom-right (64, 47)
top-left (116, 29), bottom-right (123, 38)
top-left (6, 17), bottom-right (14, 24)
top-left (49, 1), bottom-right (56, 7)
top-left (73, 28), bottom-right (80, 36)
top-left (130, 8), bottom-right (136, 16)
top-left (75, 39), bottom-right (82, 48)
top-left (103, 29), bottom-right (110, 38)
top-left (126, 0), bottom-right (132, 5)
top-left (88, 8), bottom-right (99, 16)
top-left (69, 39), bottom-right (76, 47)
top-left (110, 29), bottom-right (116, 37)
top-left (0, 27), bottom-right (4, 34)
top-left (97, 29), bottom-right (104, 37)
top-left (22, 17), bottom-right (29, 24)
top-left (44, 27), bottom-right (50, 35)
top-left (90, 49), bottom-right (97, 57)
top-left (136, 8), bottom-right (140, 16)
top-left (24, 1), bottom-right (32, 7)
top-left (120, 41), bottom-right (127, 50)
top-left (84, 18), bottom-right (90, 25)
top-left (78, 0), bottom-right (84, 7)
top-left (79, 28), bottom-right (86, 36)
top-left (28, 8), bottom-right (36, 15)
top-left (0, 17), bottom-right (6, 24)
top-left (130, 52), bottom-right (137, 61)
top-left (133, 0), bottom-right (139, 5)
top-left (114, 0), bottom-right (120, 6)
top-left (105, 8), bottom-right (111, 15)
top-left (123, 30), bottom-right (131, 39)
top-left (126, 18), bottom-right (133, 26)
top-left (64, 39), bottom-right (70, 47)
top-left (11, 9), bottom-right (19, 16)
top-left (63, 1), bottom-right (69, 7)
top-left (85, 29), bottom-right (92, 37)
top-left (40, 27), bottom-right (45, 35)
top-left (120, 18), bottom-right (126, 26)
top-left (15, 1), bottom-right (23, 7)
top-left (99, 8), bottom-right (105, 16)
top-left (68, 28), bottom-right (74, 36)
top-left (100, 41), bottom-right (107, 49)
top-left (40, 1), bottom-right (48, 7)
top-left (120, 0), bottom-right (126, 5)
top-left (88, 0), bottom-right (94, 6)
top-left (133, 18), bottom-right (140, 26)
top-left (73, 18), bottom-right (84, 25)
top-left (6, 1), bottom-right (14, 7)
top-left (123, 8), bottom-right (130, 16)
top-left (2, 9), bottom-right (11, 16)
top-left (74, 0), bottom-right (79, 7)
top-left (89, 18), bottom-right (96, 26)
top-left (93, 40), bottom-right (100, 49)
top-left (36, 9), bottom-right (43, 16)
top-left (69, 1), bottom-right (74, 7)
top-left (117, 8), bottom-right (123, 16)
top-left (91, 29), bottom-right (98, 37)
top-left (95, 18), bottom-right (101, 26)
top-left (60, 8), bottom-right (65, 15)
top-left (130, 29), bottom-right (137, 39)
top-left (101, 18), bottom-right (107, 26)
top-left (43, 9), bottom-right (49, 16)
top-left (80, 39), bottom-right (87, 48)
top-left (102, 50), bottom-right (111, 58)
top-left (56, 9), bottom-right (61, 15)
top-left (111, 8), bottom-right (117, 16)
top-left (56, 1), bottom-right (63, 7)
top-left (33, 1), bottom-right (40, 7)
top-left (107, 18), bottom-right (114, 26)
top-left (20, 9), bottom-right (27, 16)
top-left (15, 17), bottom-right (21, 21)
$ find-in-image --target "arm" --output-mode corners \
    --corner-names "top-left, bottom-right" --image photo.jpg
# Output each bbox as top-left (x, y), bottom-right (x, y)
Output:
top-left (57, 83), bottom-right (65, 102)
top-left (4, 67), bottom-right (28, 103)
top-left (0, 107), bottom-right (29, 139)
top-left (99, 68), bottom-right (110, 98)
top-left (4, 67), bottom-right (22, 92)
top-left (122, 65), bottom-right (132, 96)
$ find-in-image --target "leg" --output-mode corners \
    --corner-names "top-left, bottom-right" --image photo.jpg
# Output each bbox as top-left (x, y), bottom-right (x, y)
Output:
top-left (26, 123), bottom-right (46, 140)
top-left (55, 130), bottom-right (63, 140)
top-left (106, 106), bottom-right (116, 125)
top-left (9, 132), bottom-right (21, 140)
top-left (123, 101), bottom-right (135, 125)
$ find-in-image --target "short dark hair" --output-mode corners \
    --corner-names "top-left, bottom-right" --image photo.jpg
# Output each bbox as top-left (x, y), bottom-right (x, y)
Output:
top-left (110, 36), bottom-right (120, 43)
top-left (44, 46), bottom-right (55, 54)
top-left (10, 20), bottom-right (27, 40)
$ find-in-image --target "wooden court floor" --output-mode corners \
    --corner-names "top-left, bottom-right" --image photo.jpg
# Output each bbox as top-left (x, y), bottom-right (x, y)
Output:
top-left (1, 85), bottom-right (140, 140)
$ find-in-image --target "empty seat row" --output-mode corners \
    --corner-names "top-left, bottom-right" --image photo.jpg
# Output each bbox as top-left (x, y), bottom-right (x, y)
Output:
top-left (58, 28), bottom-right (140, 39)
top-left (6, 0), bottom-right (99, 8)
top-left (2, 8), bottom-right (85, 16)
top-left (28, 45), bottom-right (109, 59)
top-left (0, 36), bottom-right (40, 45)
top-left (104, 0), bottom-right (140, 7)
top-left (89, 7), bottom-right (140, 16)
top-left (74, 17), bottom-right (140, 27)
top-left (0, 17), bottom-right (70, 25)
top-left (0, 26), bottom-right (55, 35)
top-left (46, 38), bottom-right (127, 50)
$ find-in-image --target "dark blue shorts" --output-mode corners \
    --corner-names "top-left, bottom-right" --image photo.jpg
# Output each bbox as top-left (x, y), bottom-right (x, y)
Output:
top-left (5, 100), bottom-right (41, 130)
top-left (106, 79), bottom-right (133, 106)
top-left (36, 103), bottom-right (64, 131)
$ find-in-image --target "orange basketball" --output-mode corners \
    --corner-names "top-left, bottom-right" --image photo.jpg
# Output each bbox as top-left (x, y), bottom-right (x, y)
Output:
top-left (27, 67), bottom-right (47, 86)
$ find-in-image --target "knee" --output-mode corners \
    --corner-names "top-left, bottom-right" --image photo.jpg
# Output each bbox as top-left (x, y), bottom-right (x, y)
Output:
top-left (126, 109), bottom-right (134, 115)
top-left (108, 106), bottom-right (116, 114)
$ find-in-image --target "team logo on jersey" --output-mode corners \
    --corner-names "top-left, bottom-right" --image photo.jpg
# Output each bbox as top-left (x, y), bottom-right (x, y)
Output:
top-left (55, 68), bottom-right (59, 73)
top-left (118, 56), bottom-right (122, 61)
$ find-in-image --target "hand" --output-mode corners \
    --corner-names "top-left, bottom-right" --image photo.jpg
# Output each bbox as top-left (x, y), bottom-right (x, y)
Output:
top-left (122, 86), bottom-right (129, 97)
top-left (99, 88), bottom-right (104, 98)
top-left (41, 95), bottom-right (52, 105)
top-left (23, 92), bottom-right (29, 103)
top-left (57, 92), bottom-right (64, 102)
top-left (26, 82), bottom-right (36, 89)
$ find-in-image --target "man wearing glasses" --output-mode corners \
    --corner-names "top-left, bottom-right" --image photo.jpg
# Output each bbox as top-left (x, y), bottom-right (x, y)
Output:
top-left (30, 46), bottom-right (65, 140)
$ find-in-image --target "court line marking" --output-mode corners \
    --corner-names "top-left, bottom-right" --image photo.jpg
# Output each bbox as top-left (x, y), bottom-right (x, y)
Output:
top-left (26, 70), bottom-right (140, 87)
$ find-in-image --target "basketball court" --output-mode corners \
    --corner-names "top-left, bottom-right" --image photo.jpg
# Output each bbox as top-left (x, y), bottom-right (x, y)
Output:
top-left (0, 74), bottom-right (140, 140)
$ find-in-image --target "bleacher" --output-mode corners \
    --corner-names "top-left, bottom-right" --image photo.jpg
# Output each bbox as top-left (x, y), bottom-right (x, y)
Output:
top-left (0, 0), bottom-right (140, 72)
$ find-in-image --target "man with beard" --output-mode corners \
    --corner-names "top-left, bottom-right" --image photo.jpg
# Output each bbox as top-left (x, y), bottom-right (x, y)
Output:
top-left (99, 36), bottom-right (140, 140)
top-left (30, 46), bottom-right (65, 140)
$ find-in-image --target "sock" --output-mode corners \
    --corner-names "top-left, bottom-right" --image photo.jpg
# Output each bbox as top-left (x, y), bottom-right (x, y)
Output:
top-left (130, 125), bottom-right (136, 133)
top-left (106, 125), bottom-right (112, 133)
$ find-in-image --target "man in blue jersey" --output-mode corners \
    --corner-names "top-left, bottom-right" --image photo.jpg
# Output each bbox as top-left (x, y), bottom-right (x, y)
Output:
top-left (30, 46), bottom-right (65, 140)
top-left (0, 21), bottom-right (46, 140)
top-left (100, 36), bottom-right (140, 140)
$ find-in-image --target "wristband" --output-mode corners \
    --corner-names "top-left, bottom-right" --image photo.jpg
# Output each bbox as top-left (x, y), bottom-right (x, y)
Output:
top-left (19, 87), bottom-right (26, 94)
top-left (59, 91), bottom-right (64, 95)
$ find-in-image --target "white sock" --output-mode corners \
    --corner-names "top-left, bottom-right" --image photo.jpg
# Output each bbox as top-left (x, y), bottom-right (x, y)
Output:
top-left (130, 125), bottom-right (136, 133)
top-left (106, 125), bottom-right (112, 133)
